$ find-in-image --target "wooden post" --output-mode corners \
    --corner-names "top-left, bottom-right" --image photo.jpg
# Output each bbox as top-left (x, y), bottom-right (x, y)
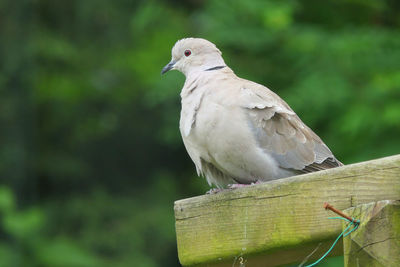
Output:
top-left (343, 200), bottom-right (400, 267)
top-left (174, 154), bottom-right (400, 266)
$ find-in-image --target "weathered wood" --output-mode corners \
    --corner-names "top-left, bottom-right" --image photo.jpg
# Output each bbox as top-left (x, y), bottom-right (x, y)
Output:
top-left (174, 154), bottom-right (400, 266)
top-left (343, 200), bottom-right (400, 267)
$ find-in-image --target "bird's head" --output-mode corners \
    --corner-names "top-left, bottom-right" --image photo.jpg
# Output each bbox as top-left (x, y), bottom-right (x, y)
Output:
top-left (161, 38), bottom-right (226, 76)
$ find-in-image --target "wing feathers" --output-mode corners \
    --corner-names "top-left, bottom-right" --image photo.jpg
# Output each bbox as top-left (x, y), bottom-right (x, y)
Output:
top-left (241, 84), bottom-right (342, 172)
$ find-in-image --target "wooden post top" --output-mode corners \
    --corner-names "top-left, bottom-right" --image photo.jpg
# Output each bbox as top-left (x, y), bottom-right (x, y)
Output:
top-left (174, 154), bottom-right (400, 266)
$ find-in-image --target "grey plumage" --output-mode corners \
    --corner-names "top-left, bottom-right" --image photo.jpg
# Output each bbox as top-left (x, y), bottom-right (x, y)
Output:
top-left (162, 38), bottom-right (342, 188)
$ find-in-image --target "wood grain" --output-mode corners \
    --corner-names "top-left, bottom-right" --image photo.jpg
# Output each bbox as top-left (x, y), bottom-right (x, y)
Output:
top-left (174, 154), bottom-right (400, 266)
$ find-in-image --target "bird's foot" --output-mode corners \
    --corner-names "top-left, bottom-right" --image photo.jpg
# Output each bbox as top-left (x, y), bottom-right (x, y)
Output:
top-left (206, 188), bottom-right (224, 194)
top-left (206, 181), bottom-right (263, 194)
top-left (228, 180), bottom-right (262, 189)
top-left (227, 183), bottom-right (249, 189)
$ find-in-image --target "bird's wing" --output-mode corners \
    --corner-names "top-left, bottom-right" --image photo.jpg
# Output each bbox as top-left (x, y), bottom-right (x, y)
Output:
top-left (239, 80), bottom-right (342, 172)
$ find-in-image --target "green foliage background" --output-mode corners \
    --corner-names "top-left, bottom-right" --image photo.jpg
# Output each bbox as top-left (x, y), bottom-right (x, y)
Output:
top-left (0, 0), bottom-right (399, 266)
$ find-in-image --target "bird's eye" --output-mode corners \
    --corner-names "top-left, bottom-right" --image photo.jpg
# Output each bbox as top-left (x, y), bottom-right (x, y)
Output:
top-left (184, 50), bottom-right (191, 57)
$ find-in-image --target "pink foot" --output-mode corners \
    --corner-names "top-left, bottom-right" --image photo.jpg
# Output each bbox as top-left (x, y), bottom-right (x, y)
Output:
top-left (228, 183), bottom-right (250, 189)
top-left (228, 180), bottom-right (262, 189)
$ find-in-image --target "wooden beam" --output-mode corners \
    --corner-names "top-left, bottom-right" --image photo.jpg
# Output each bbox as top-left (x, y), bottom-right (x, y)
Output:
top-left (343, 200), bottom-right (400, 266)
top-left (174, 154), bottom-right (400, 266)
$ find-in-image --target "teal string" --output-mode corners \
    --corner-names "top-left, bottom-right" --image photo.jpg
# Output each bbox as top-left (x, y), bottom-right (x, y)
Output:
top-left (303, 217), bottom-right (359, 267)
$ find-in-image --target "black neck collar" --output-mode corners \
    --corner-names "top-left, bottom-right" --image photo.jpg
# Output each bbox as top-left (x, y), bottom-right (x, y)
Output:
top-left (204, 65), bottom-right (226, 71)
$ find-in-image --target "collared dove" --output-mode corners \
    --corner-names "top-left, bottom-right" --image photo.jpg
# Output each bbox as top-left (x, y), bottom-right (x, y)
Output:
top-left (162, 38), bottom-right (343, 188)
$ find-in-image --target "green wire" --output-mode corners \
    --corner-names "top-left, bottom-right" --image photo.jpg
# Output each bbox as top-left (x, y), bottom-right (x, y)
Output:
top-left (303, 217), bottom-right (359, 267)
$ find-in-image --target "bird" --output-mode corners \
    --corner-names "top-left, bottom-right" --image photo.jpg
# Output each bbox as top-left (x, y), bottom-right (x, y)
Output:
top-left (161, 38), bottom-right (343, 189)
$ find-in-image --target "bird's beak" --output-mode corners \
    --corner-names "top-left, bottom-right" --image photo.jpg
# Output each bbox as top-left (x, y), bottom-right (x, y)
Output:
top-left (161, 60), bottom-right (176, 75)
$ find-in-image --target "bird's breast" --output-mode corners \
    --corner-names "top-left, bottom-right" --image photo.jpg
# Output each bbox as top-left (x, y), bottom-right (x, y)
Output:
top-left (181, 90), bottom-right (250, 155)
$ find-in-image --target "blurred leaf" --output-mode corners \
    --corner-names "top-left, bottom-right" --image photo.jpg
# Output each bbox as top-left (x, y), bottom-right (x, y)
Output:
top-left (3, 208), bottom-right (44, 239)
top-left (0, 187), bottom-right (15, 213)
top-left (0, 244), bottom-right (19, 267)
top-left (36, 238), bottom-right (100, 267)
